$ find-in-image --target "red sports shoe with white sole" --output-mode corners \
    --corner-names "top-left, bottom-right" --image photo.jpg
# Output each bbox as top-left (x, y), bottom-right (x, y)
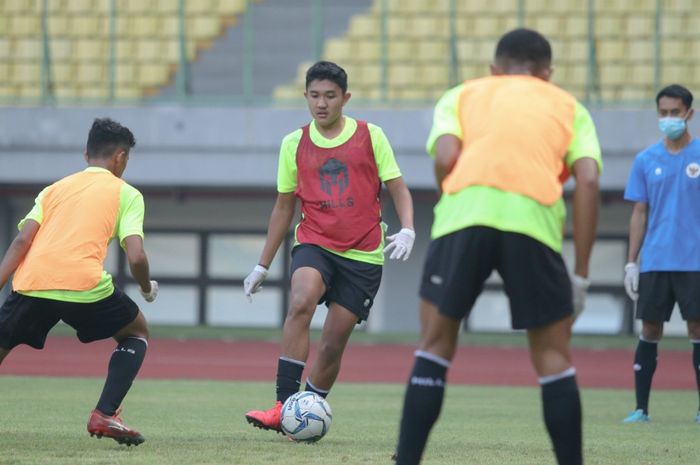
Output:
top-left (245, 401), bottom-right (283, 433)
top-left (87, 408), bottom-right (145, 446)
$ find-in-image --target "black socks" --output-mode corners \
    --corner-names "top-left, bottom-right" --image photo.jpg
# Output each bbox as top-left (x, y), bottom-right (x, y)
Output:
top-left (96, 337), bottom-right (147, 416)
top-left (634, 339), bottom-right (658, 414)
top-left (395, 352), bottom-right (448, 465)
top-left (276, 357), bottom-right (305, 403)
top-left (541, 372), bottom-right (582, 465)
top-left (692, 341), bottom-right (700, 411)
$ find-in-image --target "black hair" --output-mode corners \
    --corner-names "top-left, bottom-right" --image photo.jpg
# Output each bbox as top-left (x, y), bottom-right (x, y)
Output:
top-left (656, 84), bottom-right (693, 109)
top-left (305, 61), bottom-right (348, 93)
top-left (494, 28), bottom-right (552, 71)
top-left (86, 117), bottom-right (136, 159)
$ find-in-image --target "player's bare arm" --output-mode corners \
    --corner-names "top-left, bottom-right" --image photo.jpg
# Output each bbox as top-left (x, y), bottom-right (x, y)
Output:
top-left (571, 157), bottom-right (600, 279)
top-left (123, 235), bottom-right (152, 292)
top-left (434, 134), bottom-right (461, 192)
top-left (258, 192), bottom-right (296, 268)
top-left (627, 202), bottom-right (647, 263)
top-left (0, 219), bottom-right (39, 289)
top-left (384, 176), bottom-right (414, 231)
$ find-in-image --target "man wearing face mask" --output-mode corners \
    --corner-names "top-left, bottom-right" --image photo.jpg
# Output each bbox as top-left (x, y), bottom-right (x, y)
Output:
top-left (622, 84), bottom-right (700, 424)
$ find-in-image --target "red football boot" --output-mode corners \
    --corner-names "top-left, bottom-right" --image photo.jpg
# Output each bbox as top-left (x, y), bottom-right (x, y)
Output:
top-left (245, 401), bottom-right (283, 433)
top-left (87, 408), bottom-right (145, 446)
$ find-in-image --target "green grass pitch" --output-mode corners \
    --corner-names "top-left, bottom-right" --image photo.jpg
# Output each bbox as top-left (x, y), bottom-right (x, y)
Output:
top-left (0, 376), bottom-right (697, 465)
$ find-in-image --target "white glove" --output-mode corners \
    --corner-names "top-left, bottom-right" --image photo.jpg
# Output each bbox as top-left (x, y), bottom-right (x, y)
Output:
top-left (244, 264), bottom-right (268, 303)
top-left (139, 280), bottom-right (159, 303)
top-left (571, 274), bottom-right (590, 320)
top-left (383, 228), bottom-right (416, 261)
top-left (623, 262), bottom-right (639, 301)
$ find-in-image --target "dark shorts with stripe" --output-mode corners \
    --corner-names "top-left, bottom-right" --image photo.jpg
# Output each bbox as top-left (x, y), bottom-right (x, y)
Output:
top-left (290, 244), bottom-right (382, 322)
top-left (0, 288), bottom-right (139, 350)
top-left (419, 226), bottom-right (573, 330)
top-left (637, 271), bottom-right (700, 322)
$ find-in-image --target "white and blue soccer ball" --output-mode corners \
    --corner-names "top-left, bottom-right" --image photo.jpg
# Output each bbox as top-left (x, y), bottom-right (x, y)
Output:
top-left (280, 391), bottom-right (333, 442)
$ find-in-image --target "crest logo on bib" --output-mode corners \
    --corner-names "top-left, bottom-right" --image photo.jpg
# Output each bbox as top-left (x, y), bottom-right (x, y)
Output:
top-left (686, 162), bottom-right (700, 179)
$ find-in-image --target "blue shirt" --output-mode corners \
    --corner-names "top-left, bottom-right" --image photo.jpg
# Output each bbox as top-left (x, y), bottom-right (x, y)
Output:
top-left (624, 139), bottom-right (700, 271)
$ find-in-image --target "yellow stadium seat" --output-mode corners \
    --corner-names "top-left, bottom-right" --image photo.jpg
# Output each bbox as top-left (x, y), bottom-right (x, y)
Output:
top-left (599, 64), bottom-right (628, 86)
top-left (137, 63), bottom-right (170, 86)
top-left (131, 16), bottom-right (160, 38)
top-left (386, 16), bottom-right (409, 38)
top-left (420, 64), bottom-right (450, 88)
top-left (410, 16), bottom-right (450, 39)
top-left (9, 16), bottom-right (41, 36)
top-left (51, 63), bottom-right (75, 84)
top-left (115, 84), bottom-right (143, 99)
top-left (563, 40), bottom-right (589, 62)
top-left (355, 39), bottom-right (381, 62)
top-left (4, 0), bottom-right (42, 13)
top-left (563, 14), bottom-right (588, 38)
top-left (47, 15), bottom-right (70, 35)
top-left (216, 0), bottom-right (248, 16)
top-left (416, 40), bottom-right (448, 61)
top-left (530, 14), bottom-right (563, 38)
top-left (115, 39), bottom-right (135, 61)
top-left (49, 39), bottom-right (74, 60)
top-left (75, 63), bottom-right (107, 84)
top-left (64, 0), bottom-right (97, 12)
top-left (13, 39), bottom-right (42, 59)
top-left (273, 85), bottom-right (304, 101)
top-left (594, 15), bottom-right (623, 38)
top-left (357, 63), bottom-right (382, 85)
top-left (188, 17), bottom-right (222, 39)
top-left (387, 39), bottom-right (415, 61)
top-left (348, 15), bottom-right (380, 38)
top-left (164, 40), bottom-right (197, 62)
top-left (618, 86), bottom-right (653, 102)
top-left (596, 39), bottom-right (626, 62)
top-left (75, 39), bottom-right (107, 60)
top-left (660, 38), bottom-right (688, 60)
top-left (625, 14), bottom-right (655, 37)
top-left (0, 39), bottom-right (11, 59)
top-left (79, 85), bottom-right (110, 100)
top-left (116, 63), bottom-right (137, 83)
top-left (186, 0), bottom-right (216, 14)
top-left (660, 14), bottom-right (684, 36)
top-left (629, 64), bottom-right (654, 85)
top-left (154, 0), bottom-right (180, 13)
top-left (124, 0), bottom-right (157, 13)
top-left (471, 16), bottom-right (501, 38)
top-left (69, 16), bottom-right (108, 37)
top-left (135, 40), bottom-right (166, 62)
top-left (661, 64), bottom-right (692, 83)
top-left (324, 38), bottom-right (354, 62)
top-left (627, 40), bottom-right (654, 62)
top-left (17, 84), bottom-right (42, 98)
top-left (160, 17), bottom-right (180, 37)
top-left (388, 63), bottom-right (417, 88)
top-left (11, 62), bottom-right (41, 84)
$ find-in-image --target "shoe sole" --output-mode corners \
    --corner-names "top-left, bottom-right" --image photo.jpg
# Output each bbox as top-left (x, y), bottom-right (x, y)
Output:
top-left (89, 431), bottom-right (145, 446)
top-left (245, 415), bottom-right (284, 435)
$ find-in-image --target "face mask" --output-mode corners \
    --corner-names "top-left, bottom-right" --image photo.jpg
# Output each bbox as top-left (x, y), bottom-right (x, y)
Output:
top-left (658, 116), bottom-right (687, 140)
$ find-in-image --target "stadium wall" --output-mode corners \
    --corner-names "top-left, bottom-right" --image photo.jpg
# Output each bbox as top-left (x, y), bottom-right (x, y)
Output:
top-left (0, 105), bottom-right (692, 335)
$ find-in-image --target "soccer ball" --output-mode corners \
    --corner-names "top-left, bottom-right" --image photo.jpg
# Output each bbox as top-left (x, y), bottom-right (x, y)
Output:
top-left (280, 391), bottom-right (332, 442)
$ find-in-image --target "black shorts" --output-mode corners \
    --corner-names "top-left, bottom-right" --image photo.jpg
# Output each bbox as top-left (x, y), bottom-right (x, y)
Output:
top-left (0, 288), bottom-right (140, 350)
top-left (419, 226), bottom-right (573, 330)
top-left (290, 244), bottom-right (382, 322)
top-left (637, 271), bottom-right (700, 322)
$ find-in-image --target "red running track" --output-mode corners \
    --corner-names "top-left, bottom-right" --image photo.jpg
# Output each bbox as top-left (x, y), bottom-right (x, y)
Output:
top-left (0, 336), bottom-right (696, 390)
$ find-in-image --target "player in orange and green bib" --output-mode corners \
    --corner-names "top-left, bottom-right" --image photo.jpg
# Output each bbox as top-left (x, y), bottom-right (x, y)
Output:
top-left (244, 61), bottom-right (415, 434)
top-left (394, 29), bottom-right (602, 465)
top-left (0, 118), bottom-right (158, 446)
